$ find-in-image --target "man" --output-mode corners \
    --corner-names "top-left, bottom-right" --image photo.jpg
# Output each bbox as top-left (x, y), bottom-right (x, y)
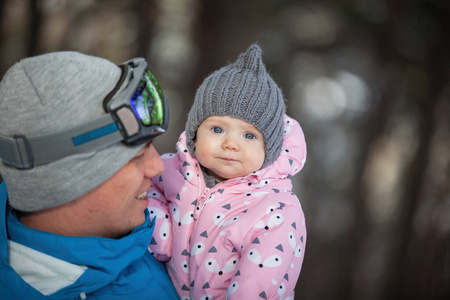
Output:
top-left (0, 52), bottom-right (179, 299)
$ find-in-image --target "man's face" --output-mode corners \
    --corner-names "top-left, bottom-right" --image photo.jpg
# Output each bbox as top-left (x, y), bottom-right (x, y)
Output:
top-left (73, 142), bottom-right (164, 238)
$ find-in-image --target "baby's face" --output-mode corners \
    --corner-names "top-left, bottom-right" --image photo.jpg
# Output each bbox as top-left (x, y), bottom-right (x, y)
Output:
top-left (194, 115), bottom-right (265, 182)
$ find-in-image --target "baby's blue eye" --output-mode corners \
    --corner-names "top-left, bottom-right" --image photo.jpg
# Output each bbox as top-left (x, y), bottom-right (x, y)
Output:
top-left (245, 133), bottom-right (256, 139)
top-left (213, 127), bottom-right (223, 133)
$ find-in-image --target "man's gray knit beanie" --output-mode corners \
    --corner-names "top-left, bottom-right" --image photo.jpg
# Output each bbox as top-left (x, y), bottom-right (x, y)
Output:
top-left (0, 52), bottom-right (146, 212)
top-left (185, 44), bottom-right (286, 168)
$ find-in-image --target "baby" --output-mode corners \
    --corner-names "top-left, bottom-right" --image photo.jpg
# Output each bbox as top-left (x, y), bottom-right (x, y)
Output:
top-left (147, 44), bottom-right (307, 299)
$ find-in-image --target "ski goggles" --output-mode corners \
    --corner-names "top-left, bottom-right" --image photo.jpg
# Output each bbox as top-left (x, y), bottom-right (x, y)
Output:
top-left (0, 58), bottom-right (169, 169)
top-left (101, 57), bottom-right (169, 145)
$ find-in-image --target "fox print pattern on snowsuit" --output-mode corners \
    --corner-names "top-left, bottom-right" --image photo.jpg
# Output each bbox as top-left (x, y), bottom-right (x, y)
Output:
top-left (147, 115), bottom-right (307, 300)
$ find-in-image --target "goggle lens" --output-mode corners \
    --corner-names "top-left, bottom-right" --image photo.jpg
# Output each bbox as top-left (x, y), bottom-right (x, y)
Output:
top-left (130, 69), bottom-right (165, 126)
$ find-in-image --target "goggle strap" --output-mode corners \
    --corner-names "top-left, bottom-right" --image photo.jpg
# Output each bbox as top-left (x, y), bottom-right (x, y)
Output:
top-left (0, 134), bottom-right (33, 169)
top-left (0, 114), bottom-right (122, 169)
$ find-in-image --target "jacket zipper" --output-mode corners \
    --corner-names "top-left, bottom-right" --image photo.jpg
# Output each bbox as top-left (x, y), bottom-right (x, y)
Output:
top-left (193, 178), bottom-right (248, 219)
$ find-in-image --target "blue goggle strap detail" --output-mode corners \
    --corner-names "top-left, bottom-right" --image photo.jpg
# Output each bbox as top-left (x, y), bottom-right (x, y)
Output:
top-left (0, 114), bottom-right (121, 170)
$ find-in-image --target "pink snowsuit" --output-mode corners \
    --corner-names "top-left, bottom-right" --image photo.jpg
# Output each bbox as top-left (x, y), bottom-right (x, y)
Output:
top-left (147, 115), bottom-right (307, 300)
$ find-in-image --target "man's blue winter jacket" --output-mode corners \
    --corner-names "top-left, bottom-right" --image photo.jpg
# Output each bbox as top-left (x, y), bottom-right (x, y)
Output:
top-left (0, 181), bottom-right (179, 299)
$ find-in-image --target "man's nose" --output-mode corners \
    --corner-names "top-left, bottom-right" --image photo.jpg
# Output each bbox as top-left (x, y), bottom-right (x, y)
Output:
top-left (144, 143), bottom-right (165, 178)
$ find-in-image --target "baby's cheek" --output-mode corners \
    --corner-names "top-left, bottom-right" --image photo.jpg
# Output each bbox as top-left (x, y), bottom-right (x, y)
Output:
top-left (195, 148), bottom-right (208, 165)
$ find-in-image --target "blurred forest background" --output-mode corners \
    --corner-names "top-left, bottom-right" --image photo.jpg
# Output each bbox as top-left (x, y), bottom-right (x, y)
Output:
top-left (0, 0), bottom-right (449, 299)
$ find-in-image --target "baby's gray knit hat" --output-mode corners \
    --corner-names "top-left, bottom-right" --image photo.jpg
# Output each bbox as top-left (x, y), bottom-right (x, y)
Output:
top-left (185, 44), bottom-right (286, 168)
top-left (0, 52), bottom-right (146, 212)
